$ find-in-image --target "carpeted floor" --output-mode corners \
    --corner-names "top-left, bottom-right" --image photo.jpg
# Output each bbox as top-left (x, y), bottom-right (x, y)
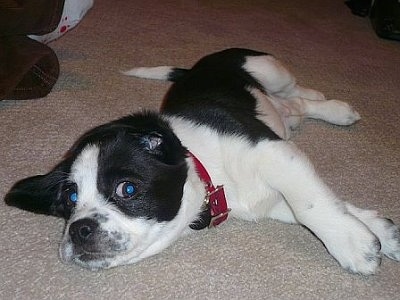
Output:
top-left (1, 0), bottom-right (400, 299)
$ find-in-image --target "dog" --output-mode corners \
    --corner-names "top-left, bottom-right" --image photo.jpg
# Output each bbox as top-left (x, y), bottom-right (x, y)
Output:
top-left (5, 48), bottom-right (400, 274)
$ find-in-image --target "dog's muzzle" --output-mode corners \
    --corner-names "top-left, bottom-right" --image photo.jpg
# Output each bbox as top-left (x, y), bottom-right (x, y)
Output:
top-left (59, 218), bottom-right (129, 269)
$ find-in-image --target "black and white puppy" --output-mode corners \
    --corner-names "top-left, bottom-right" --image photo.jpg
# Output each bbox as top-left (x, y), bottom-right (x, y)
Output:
top-left (5, 48), bottom-right (400, 274)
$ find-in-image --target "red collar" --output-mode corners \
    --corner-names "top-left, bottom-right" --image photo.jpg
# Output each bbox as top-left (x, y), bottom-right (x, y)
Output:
top-left (187, 151), bottom-right (230, 227)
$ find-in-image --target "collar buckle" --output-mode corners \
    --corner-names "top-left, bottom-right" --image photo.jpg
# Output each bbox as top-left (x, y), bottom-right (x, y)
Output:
top-left (206, 184), bottom-right (230, 227)
top-left (204, 185), bottom-right (224, 204)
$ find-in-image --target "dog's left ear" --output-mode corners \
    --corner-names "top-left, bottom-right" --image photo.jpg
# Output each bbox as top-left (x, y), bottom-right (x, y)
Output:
top-left (4, 163), bottom-right (69, 218)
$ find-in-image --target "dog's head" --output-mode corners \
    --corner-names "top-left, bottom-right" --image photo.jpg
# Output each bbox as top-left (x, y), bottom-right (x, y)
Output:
top-left (5, 112), bottom-right (205, 270)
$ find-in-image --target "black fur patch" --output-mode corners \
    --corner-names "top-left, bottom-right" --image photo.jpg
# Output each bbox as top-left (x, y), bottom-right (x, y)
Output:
top-left (162, 48), bottom-right (281, 143)
top-left (73, 112), bottom-right (188, 222)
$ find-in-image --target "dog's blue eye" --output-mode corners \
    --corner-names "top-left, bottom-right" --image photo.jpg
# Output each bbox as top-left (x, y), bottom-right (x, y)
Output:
top-left (64, 183), bottom-right (78, 206)
top-left (116, 181), bottom-right (136, 199)
top-left (69, 192), bottom-right (78, 203)
top-left (125, 184), bottom-right (135, 194)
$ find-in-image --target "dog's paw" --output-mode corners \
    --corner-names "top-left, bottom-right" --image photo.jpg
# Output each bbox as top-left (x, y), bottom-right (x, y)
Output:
top-left (336, 236), bottom-right (381, 275)
top-left (324, 218), bottom-right (381, 275)
top-left (321, 100), bottom-right (361, 126)
top-left (374, 218), bottom-right (400, 261)
top-left (344, 204), bottom-right (400, 263)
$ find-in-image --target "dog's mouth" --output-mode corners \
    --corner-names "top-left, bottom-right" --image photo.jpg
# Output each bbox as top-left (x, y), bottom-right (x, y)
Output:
top-left (70, 251), bottom-right (114, 270)
top-left (59, 234), bottom-right (130, 270)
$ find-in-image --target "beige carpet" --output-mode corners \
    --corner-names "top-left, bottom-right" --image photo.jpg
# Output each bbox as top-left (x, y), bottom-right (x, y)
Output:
top-left (1, 0), bottom-right (400, 299)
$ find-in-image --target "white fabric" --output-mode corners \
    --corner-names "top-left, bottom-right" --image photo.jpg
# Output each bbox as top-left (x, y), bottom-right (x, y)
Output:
top-left (29, 0), bottom-right (94, 43)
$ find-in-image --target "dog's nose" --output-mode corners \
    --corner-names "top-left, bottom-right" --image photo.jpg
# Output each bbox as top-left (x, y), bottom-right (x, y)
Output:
top-left (69, 218), bottom-right (98, 244)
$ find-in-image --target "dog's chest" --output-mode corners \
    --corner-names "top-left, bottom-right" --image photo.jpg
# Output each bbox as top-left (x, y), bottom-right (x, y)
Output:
top-left (169, 117), bottom-right (283, 221)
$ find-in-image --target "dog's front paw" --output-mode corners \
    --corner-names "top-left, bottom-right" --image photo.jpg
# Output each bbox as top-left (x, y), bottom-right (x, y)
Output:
top-left (336, 236), bottom-right (381, 275)
top-left (324, 219), bottom-right (381, 275)
top-left (378, 219), bottom-right (400, 261)
top-left (322, 100), bottom-right (361, 126)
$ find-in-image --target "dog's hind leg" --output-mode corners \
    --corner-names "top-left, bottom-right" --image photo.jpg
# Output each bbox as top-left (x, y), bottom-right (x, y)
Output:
top-left (252, 92), bottom-right (360, 141)
top-left (260, 141), bottom-right (384, 274)
top-left (281, 96), bottom-right (361, 126)
top-left (243, 54), bottom-right (360, 126)
top-left (243, 54), bottom-right (326, 101)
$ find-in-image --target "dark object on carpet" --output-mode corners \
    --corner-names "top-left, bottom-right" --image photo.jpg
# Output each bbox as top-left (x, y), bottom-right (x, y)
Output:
top-left (346, 0), bottom-right (400, 41)
top-left (345, 0), bottom-right (371, 17)
top-left (370, 0), bottom-right (400, 41)
top-left (0, 0), bottom-right (65, 100)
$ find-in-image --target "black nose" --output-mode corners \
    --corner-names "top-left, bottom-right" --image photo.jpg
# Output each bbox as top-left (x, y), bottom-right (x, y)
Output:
top-left (69, 218), bottom-right (99, 245)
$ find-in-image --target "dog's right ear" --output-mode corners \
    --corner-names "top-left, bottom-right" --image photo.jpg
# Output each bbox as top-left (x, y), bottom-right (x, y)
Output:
top-left (4, 163), bottom-right (70, 218)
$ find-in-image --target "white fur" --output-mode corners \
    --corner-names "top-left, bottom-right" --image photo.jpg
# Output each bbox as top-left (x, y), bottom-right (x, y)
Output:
top-left (121, 66), bottom-right (175, 81)
top-left (69, 145), bottom-right (104, 209)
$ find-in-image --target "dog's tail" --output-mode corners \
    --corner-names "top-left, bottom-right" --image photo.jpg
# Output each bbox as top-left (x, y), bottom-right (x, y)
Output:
top-left (121, 66), bottom-right (188, 82)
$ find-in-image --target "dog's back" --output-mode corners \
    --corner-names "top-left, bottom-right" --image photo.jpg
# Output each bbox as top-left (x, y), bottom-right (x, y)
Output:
top-left (126, 48), bottom-right (282, 142)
